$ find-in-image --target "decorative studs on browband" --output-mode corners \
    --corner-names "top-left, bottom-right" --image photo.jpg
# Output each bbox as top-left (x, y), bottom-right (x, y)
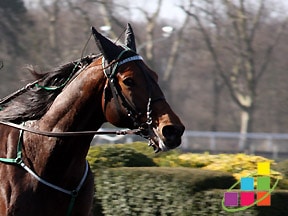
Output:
top-left (118, 55), bottom-right (143, 67)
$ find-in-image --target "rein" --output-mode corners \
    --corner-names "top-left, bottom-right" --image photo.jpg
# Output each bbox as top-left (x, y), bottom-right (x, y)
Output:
top-left (0, 120), bottom-right (142, 137)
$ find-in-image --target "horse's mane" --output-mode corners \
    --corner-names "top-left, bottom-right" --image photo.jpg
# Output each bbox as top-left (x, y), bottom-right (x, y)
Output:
top-left (0, 54), bottom-right (100, 123)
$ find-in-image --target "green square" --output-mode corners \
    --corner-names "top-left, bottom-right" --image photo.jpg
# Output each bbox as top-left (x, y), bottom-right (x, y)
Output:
top-left (257, 176), bottom-right (270, 190)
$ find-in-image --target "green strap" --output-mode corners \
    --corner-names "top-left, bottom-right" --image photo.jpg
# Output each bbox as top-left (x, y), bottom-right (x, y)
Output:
top-left (0, 123), bottom-right (24, 165)
top-left (35, 61), bottom-right (81, 91)
top-left (66, 192), bottom-right (78, 216)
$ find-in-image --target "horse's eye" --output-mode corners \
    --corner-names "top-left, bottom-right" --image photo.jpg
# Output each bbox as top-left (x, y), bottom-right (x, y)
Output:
top-left (123, 78), bottom-right (135, 87)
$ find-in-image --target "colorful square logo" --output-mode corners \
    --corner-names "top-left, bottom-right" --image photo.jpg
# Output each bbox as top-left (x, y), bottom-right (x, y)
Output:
top-left (222, 162), bottom-right (277, 212)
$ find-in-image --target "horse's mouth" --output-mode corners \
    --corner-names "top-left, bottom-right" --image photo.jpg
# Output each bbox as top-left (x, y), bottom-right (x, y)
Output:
top-left (147, 128), bottom-right (168, 153)
top-left (139, 124), bottom-right (183, 153)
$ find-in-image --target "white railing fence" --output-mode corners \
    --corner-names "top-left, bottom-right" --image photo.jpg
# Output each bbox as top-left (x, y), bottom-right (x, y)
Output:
top-left (92, 129), bottom-right (288, 160)
top-left (181, 131), bottom-right (288, 160)
top-left (91, 128), bottom-right (145, 145)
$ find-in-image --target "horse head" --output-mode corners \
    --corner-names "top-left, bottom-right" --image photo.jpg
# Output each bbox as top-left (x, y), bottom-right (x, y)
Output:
top-left (92, 23), bottom-right (185, 152)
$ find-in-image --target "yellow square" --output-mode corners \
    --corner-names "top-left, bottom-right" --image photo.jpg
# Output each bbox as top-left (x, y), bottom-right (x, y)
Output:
top-left (257, 162), bottom-right (270, 175)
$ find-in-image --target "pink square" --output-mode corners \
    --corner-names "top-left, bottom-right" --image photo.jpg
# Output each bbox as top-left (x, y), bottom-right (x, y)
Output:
top-left (240, 192), bottom-right (254, 206)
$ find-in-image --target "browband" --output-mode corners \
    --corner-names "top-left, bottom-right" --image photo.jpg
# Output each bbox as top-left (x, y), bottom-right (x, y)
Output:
top-left (102, 53), bottom-right (143, 78)
top-left (118, 55), bottom-right (143, 66)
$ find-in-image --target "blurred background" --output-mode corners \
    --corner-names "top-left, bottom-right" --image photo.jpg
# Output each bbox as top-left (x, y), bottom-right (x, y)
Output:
top-left (1, 0), bottom-right (288, 136)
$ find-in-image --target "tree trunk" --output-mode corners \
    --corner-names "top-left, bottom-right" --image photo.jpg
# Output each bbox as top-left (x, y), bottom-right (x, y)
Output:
top-left (238, 108), bottom-right (254, 152)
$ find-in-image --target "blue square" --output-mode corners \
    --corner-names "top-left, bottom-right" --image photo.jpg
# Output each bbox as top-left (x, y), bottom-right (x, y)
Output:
top-left (240, 177), bottom-right (254, 191)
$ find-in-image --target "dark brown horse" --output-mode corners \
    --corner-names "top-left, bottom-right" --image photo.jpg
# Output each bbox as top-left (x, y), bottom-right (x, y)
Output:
top-left (0, 24), bottom-right (184, 216)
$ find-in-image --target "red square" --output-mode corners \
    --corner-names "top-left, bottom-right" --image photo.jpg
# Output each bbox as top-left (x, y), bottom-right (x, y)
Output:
top-left (240, 192), bottom-right (254, 206)
top-left (257, 192), bottom-right (271, 206)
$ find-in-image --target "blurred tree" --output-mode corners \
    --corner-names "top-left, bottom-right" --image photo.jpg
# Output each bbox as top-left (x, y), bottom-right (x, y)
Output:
top-left (39, 0), bottom-right (61, 58)
top-left (182, 0), bottom-right (288, 147)
top-left (0, 0), bottom-right (27, 55)
top-left (137, 0), bottom-right (162, 68)
top-left (0, 0), bottom-right (32, 97)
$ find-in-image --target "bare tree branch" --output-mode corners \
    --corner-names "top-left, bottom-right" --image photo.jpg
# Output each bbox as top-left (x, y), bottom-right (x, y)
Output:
top-left (249, 0), bottom-right (265, 41)
top-left (137, 0), bottom-right (162, 63)
top-left (163, 13), bottom-right (190, 82)
top-left (181, 2), bottom-right (240, 107)
top-left (256, 17), bottom-right (288, 82)
top-left (67, 0), bottom-right (92, 28)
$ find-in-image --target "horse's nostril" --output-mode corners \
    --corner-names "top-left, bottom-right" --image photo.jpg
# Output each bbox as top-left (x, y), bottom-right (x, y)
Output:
top-left (162, 125), bottom-right (184, 139)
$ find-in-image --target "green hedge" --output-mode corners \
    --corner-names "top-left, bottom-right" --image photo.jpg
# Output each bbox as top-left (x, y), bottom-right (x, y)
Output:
top-left (88, 143), bottom-right (287, 188)
top-left (87, 143), bottom-right (288, 215)
top-left (93, 167), bottom-right (288, 216)
top-left (87, 144), bottom-right (156, 170)
top-left (273, 159), bottom-right (288, 178)
top-left (94, 167), bottom-right (236, 216)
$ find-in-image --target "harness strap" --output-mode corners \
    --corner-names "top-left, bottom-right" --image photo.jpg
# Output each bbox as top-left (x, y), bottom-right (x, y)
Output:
top-left (20, 161), bottom-right (89, 216)
top-left (0, 123), bottom-right (24, 164)
top-left (0, 124), bottom-right (90, 216)
top-left (19, 161), bottom-right (89, 196)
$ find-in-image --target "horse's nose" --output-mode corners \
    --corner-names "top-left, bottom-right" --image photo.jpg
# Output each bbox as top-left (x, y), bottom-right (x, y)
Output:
top-left (162, 125), bottom-right (185, 149)
top-left (162, 125), bottom-right (185, 138)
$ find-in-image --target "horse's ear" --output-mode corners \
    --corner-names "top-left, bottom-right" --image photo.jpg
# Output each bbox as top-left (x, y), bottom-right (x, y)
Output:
top-left (91, 26), bottom-right (122, 63)
top-left (125, 23), bottom-right (137, 52)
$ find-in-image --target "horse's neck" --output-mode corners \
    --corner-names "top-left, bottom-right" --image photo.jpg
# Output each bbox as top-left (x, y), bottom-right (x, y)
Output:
top-left (26, 62), bottom-right (106, 178)
top-left (40, 62), bottom-right (106, 134)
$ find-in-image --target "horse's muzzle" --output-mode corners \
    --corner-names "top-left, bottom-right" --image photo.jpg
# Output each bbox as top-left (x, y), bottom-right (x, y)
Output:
top-left (162, 125), bottom-right (185, 149)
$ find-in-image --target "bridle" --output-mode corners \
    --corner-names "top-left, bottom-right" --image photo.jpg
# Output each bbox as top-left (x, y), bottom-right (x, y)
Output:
top-left (101, 47), bottom-right (166, 141)
top-left (102, 48), bottom-right (151, 127)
